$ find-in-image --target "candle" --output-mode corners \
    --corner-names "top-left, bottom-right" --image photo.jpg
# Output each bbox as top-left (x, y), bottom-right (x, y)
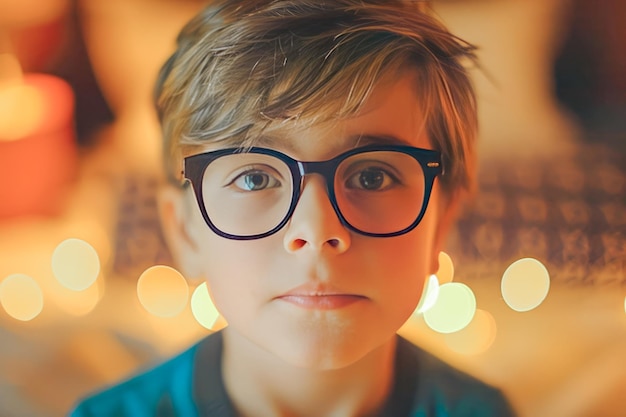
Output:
top-left (0, 55), bottom-right (76, 218)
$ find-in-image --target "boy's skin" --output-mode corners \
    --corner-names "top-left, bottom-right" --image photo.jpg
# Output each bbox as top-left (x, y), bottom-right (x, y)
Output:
top-left (160, 70), bottom-right (460, 417)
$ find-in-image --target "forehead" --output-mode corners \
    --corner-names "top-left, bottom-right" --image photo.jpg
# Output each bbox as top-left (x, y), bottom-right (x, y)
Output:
top-left (255, 71), bottom-right (430, 159)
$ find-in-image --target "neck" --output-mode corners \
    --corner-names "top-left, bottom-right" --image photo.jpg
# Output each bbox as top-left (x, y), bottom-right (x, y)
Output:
top-left (221, 328), bottom-right (397, 417)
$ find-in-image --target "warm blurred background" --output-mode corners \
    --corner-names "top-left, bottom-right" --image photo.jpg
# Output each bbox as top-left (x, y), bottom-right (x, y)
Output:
top-left (0, 1), bottom-right (624, 416)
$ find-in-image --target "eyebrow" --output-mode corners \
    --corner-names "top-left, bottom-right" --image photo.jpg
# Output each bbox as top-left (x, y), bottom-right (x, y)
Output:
top-left (352, 134), bottom-right (414, 147)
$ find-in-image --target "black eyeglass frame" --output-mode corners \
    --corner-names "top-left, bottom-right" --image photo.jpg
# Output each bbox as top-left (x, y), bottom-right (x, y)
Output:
top-left (183, 144), bottom-right (443, 240)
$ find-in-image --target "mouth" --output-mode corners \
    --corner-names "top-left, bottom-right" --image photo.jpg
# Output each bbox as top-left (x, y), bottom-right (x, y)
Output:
top-left (275, 283), bottom-right (367, 310)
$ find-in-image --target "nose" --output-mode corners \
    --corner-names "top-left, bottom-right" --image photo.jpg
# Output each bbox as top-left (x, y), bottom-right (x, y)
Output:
top-left (283, 175), bottom-right (351, 254)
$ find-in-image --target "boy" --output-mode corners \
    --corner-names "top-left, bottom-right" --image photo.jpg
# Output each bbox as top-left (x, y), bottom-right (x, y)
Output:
top-left (72, 1), bottom-right (516, 416)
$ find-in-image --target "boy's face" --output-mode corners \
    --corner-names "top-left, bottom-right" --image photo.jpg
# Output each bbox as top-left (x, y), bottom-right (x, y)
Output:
top-left (164, 72), bottom-right (458, 370)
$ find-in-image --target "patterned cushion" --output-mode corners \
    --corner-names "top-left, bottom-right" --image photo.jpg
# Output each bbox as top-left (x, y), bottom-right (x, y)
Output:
top-left (448, 141), bottom-right (625, 285)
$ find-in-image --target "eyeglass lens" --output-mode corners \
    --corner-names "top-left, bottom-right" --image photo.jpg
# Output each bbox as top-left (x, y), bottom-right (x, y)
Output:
top-left (200, 151), bottom-right (426, 237)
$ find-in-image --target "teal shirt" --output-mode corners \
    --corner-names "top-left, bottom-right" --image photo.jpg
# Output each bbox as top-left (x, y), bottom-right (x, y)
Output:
top-left (70, 332), bottom-right (515, 416)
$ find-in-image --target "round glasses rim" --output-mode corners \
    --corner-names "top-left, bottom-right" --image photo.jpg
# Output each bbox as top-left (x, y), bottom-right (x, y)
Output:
top-left (183, 144), bottom-right (443, 240)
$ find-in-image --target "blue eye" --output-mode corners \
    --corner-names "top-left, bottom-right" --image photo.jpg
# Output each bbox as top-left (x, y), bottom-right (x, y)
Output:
top-left (233, 170), bottom-right (281, 191)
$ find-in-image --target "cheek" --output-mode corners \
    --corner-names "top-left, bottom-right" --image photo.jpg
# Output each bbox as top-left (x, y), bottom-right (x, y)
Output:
top-left (371, 217), bottom-right (438, 305)
top-left (195, 235), bottom-right (279, 312)
top-left (387, 216), bottom-right (437, 270)
top-left (378, 241), bottom-right (429, 300)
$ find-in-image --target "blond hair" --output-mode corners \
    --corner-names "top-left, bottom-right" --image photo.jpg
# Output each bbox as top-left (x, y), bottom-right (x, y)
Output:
top-left (155, 0), bottom-right (478, 193)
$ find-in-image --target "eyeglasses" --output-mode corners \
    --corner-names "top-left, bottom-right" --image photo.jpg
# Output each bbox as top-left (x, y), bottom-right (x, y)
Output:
top-left (183, 144), bottom-right (443, 240)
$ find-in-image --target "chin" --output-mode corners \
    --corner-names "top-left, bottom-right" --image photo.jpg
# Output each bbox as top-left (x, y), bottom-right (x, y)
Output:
top-left (263, 323), bottom-right (385, 371)
top-left (276, 344), bottom-right (367, 371)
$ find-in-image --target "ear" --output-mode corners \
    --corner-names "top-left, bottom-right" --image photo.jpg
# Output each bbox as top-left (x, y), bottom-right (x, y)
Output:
top-left (429, 189), bottom-right (463, 275)
top-left (157, 184), bottom-right (204, 280)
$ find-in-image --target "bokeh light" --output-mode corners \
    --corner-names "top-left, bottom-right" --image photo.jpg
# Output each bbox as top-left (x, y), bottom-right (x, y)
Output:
top-left (501, 258), bottom-right (550, 312)
top-left (137, 265), bottom-right (189, 318)
top-left (191, 282), bottom-right (223, 331)
top-left (65, 219), bottom-right (113, 269)
top-left (436, 251), bottom-right (455, 284)
top-left (424, 282), bottom-right (477, 334)
top-left (53, 277), bottom-right (103, 317)
top-left (414, 274), bottom-right (440, 315)
top-left (51, 238), bottom-right (101, 291)
top-left (444, 309), bottom-right (497, 356)
top-left (0, 274), bottom-right (44, 321)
